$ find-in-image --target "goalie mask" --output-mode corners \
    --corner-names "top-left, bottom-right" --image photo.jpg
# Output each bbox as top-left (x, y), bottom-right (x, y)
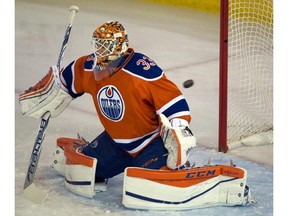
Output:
top-left (91, 21), bottom-right (129, 66)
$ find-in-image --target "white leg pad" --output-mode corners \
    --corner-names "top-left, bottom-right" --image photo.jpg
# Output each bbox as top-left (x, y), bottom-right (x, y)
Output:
top-left (123, 166), bottom-right (251, 210)
top-left (52, 146), bottom-right (66, 176)
top-left (52, 145), bottom-right (104, 197)
top-left (64, 159), bottom-right (97, 198)
top-left (51, 137), bottom-right (98, 198)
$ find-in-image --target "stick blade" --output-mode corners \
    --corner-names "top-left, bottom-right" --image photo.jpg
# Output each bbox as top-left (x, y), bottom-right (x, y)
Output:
top-left (24, 183), bottom-right (48, 204)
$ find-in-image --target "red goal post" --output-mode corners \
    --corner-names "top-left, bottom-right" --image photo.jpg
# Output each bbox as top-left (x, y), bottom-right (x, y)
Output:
top-left (218, 0), bottom-right (273, 152)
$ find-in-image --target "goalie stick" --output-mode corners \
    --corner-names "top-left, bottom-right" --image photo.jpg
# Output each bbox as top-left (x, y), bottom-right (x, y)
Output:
top-left (56, 5), bottom-right (79, 72)
top-left (23, 5), bottom-right (79, 203)
top-left (23, 112), bottom-right (51, 203)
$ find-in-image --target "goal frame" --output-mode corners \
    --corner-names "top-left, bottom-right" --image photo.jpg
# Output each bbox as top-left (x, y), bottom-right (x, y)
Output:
top-left (218, 0), bottom-right (229, 153)
top-left (218, 0), bottom-right (273, 153)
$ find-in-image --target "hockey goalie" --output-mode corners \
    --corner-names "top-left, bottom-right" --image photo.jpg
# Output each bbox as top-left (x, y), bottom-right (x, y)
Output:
top-left (19, 21), bottom-right (255, 210)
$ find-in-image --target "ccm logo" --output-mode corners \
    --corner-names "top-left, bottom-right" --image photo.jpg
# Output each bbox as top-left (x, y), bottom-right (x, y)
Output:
top-left (185, 169), bottom-right (216, 178)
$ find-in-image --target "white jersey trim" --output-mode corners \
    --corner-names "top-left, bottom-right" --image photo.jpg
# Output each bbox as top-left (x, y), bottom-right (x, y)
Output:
top-left (122, 68), bottom-right (164, 81)
top-left (113, 127), bottom-right (159, 143)
top-left (127, 132), bottom-right (159, 154)
top-left (71, 62), bottom-right (78, 95)
top-left (167, 111), bottom-right (191, 121)
top-left (60, 73), bottom-right (69, 93)
top-left (113, 127), bottom-right (160, 154)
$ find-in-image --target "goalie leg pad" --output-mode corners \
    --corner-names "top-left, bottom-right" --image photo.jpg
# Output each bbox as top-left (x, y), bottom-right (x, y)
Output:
top-left (64, 159), bottom-right (97, 198)
top-left (123, 165), bottom-right (251, 210)
top-left (52, 137), bottom-right (98, 198)
top-left (52, 146), bottom-right (66, 176)
top-left (52, 137), bottom-right (88, 176)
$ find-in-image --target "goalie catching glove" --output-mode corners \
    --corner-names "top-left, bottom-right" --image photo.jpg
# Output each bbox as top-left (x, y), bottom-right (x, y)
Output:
top-left (19, 66), bottom-right (72, 119)
top-left (159, 114), bottom-right (196, 170)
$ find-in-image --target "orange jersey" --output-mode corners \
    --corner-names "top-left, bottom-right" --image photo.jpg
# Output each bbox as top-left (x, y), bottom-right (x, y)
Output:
top-left (60, 48), bottom-right (191, 155)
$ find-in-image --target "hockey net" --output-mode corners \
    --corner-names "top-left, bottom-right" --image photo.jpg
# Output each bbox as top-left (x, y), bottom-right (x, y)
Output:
top-left (219, 0), bottom-right (273, 152)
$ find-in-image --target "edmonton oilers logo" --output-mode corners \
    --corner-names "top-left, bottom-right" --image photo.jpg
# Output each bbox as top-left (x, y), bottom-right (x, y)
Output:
top-left (97, 85), bottom-right (125, 122)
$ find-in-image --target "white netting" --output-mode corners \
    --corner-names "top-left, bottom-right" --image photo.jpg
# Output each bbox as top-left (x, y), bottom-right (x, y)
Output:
top-left (227, 0), bottom-right (273, 144)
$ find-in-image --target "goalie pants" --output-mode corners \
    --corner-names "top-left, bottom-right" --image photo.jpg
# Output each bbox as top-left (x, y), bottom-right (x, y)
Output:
top-left (82, 131), bottom-right (168, 179)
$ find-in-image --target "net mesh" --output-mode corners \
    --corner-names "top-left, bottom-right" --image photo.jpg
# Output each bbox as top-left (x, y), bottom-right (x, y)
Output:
top-left (227, 0), bottom-right (273, 144)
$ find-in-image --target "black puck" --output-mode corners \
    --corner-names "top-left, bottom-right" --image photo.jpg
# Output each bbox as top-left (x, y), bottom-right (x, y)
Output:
top-left (183, 79), bottom-right (194, 88)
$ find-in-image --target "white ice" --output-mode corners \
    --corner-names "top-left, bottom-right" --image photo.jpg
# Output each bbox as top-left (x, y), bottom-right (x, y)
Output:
top-left (13, 0), bottom-right (274, 215)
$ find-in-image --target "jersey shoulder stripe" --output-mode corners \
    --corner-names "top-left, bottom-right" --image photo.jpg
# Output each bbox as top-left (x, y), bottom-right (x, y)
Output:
top-left (123, 52), bottom-right (163, 80)
top-left (61, 54), bottom-right (95, 98)
top-left (61, 61), bottom-right (83, 98)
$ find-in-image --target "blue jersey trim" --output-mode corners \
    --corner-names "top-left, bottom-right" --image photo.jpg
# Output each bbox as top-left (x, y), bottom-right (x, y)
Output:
top-left (62, 61), bottom-right (84, 98)
top-left (123, 52), bottom-right (163, 80)
top-left (161, 98), bottom-right (190, 118)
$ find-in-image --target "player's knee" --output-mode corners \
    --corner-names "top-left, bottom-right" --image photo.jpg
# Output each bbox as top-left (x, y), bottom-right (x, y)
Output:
top-left (134, 137), bottom-right (168, 169)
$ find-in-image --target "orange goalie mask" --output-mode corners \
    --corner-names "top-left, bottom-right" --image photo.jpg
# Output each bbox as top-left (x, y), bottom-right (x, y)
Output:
top-left (91, 21), bottom-right (129, 65)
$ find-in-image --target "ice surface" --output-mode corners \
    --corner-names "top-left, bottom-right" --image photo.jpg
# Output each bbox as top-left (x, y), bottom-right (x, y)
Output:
top-left (14, 0), bottom-right (275, 215)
